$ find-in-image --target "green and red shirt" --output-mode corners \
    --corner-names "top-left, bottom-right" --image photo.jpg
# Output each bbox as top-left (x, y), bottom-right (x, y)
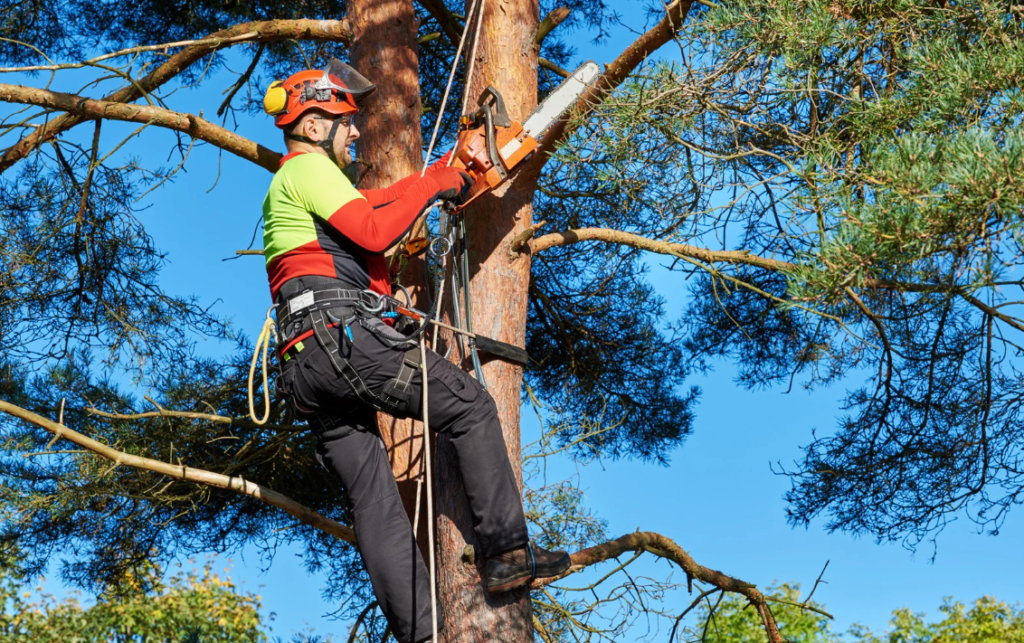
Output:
top-left (262, 151), bottom-right (447, 301)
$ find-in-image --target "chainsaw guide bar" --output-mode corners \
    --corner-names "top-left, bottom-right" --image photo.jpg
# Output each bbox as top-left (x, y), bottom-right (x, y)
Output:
top-left (449, 61), bottom-right (602, 210)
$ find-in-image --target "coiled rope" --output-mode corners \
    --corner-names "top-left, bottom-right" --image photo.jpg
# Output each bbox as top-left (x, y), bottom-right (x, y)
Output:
top-left (248, 306), bottom-right (277, 425)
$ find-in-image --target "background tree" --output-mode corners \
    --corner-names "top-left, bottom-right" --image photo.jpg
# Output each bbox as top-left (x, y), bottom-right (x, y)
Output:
top-left (2, 0), bottom-right (1023, 641)
top-left (0, 557), bottom-right (266, 642)
top-left (850, 596), bottom-right (1024, 643)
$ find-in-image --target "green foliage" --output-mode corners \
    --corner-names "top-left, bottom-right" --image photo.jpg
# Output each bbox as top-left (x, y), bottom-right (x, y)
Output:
top-left (0, 559), bottom-right (265, 642)
top-left (849, 596), bottom-right (1024, 643)
top-left (567, 0), bottom-right (1024, 549)
top-left (679, 587), bottom-right (1024, 643)
top-left (681, 583), bottom-right (837, 643)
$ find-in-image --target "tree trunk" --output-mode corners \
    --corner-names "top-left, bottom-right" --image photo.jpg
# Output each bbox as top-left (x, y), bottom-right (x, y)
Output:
top-left (350, 0), bottom-right (540, 640)
top-left (434, 0), bottom-right (540, 641)
top-left (347, 0), bottom-right (430, 540)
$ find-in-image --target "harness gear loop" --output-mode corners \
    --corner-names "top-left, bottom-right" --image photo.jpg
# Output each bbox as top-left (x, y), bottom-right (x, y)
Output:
top-left (248, 305), bottom-right (278, 425)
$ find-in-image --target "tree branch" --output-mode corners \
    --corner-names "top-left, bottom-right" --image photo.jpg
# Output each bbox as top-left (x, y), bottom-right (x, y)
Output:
top-left (0, 84), bottom-right (282, 172)
top-left (535, 7), bottom-right (571, 46)
top-left (0, 18), bottom-right (351, 174)
top-left (86, 402), bottom-right (300, 433)
top-left (531, 531), bottom-right (785, 643)
top-left (0, 398), bottom-right (355, 544)
top-left (524, 227), bottom-right (1012, 299)
top-left (531, 0), bottom-right (694, 171)
top-left (526, 227), bottom-right (797, 272)
top-left (416, 0), bottom-right (464, 46)
top-left (539, 58), bottom-right (571, 78)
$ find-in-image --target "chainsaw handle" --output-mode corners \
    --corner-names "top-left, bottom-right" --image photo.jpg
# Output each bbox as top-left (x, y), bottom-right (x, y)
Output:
top-left (477, 86), bottom-right (512, 128)
top-left (481, 104), bottom-right (508, 181)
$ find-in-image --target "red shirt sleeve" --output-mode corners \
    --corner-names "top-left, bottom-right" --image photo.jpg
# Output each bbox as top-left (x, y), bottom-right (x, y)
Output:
top-left (327, 175), bottom-right (444, 254)
top-left (358, 150), bottom-right (454, 207)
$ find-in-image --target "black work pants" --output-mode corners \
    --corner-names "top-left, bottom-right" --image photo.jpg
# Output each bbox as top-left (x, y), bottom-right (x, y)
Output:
top-left (278, 316), bottom-right (530, 643)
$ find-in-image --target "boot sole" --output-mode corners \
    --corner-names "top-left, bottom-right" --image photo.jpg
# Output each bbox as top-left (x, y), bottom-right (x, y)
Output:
top-left (486, 570), bottom-right (533, 592)
top-left (486, 560), bottom-right (572, 592)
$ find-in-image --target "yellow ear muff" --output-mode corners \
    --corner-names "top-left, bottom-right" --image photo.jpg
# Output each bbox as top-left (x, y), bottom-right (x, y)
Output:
top-left (263, 80), bottom-right (289, 116)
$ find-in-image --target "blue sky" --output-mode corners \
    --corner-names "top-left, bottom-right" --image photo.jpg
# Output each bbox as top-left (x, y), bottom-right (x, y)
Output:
top-left (11, 2), bottom-right (1024, 640)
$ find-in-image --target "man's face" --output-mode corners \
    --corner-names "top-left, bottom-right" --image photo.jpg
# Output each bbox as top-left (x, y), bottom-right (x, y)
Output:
top-left (302, 114), bottom-right (359, 167)
top-left (332, 116), bottom-right (360, 167)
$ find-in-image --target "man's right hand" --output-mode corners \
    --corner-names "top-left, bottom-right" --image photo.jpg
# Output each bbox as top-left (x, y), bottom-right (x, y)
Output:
top-left (432, 167), bottom-right (474, 206)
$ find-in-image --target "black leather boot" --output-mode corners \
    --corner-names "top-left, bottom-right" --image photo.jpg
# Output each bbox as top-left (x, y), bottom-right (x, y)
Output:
top-left (484, 543), bottom-right (571, 592)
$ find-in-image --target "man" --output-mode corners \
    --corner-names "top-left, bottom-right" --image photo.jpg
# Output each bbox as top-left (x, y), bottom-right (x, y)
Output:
top-left (261, 60), bottom-right (570, 643)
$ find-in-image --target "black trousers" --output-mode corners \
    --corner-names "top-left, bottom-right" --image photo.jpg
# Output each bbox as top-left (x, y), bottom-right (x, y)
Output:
top-left (278, 315), bottom-right (530, 643)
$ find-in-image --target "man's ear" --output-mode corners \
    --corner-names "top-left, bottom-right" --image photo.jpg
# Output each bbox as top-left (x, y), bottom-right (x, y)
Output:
top-left (299, 116), bottom-right (317, 142)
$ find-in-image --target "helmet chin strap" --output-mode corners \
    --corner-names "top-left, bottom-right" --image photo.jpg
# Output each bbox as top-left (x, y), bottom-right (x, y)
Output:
top-left (286, 117), bottom-right (346, 165)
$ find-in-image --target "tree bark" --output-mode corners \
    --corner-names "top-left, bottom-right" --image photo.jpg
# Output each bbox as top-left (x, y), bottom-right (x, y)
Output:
top-left (346, 0), bottom-right (434, 551)
top-left (434, 0), bottom-right (540, 641)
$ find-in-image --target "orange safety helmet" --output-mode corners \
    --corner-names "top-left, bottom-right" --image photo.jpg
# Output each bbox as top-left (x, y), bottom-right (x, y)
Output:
top-left (263, 58), bottom-right (377, 128)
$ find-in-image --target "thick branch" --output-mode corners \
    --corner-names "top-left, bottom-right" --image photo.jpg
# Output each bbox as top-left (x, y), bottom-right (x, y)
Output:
top-left (0, 84), bottom-right (281, 172)
top-left (0, 18), bottom-right (351, 173)
top-left (531, 0), bottom-right (694, 169)
top-left (535, 7), bottom-right (571, 46)
top-left (532, 531), bottom-right (785, 643)
top-left (0, 398), bottom-right (355, 544)
top-left (525, 227), bottom-right (1013, 300)
top-left (527, 227), bottom-right (796, 272)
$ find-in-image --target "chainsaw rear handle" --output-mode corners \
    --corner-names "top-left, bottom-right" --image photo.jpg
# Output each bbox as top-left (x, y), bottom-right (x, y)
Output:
top-left (481, 104), bottom-right (508, 181)
top-left (477, 86), bottom-right (512, 128)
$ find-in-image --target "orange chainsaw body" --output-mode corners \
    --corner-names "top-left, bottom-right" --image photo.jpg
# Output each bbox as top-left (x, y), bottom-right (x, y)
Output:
top-left (448, 88), bottom-right (539, 210)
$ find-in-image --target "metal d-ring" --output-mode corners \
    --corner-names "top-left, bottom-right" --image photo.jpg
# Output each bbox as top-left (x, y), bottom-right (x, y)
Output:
top-left (428, 236), bottom-right (452, 258)
top-left (358, 290), bottom-right (386, 314)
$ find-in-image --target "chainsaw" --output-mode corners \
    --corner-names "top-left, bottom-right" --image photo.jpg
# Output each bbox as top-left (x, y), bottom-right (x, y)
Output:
top-left (448, 61), bottom-right (600, 210)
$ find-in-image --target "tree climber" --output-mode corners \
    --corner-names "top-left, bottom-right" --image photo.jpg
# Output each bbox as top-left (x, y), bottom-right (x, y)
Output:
top-left (260, 60), bottom-right (571, 643)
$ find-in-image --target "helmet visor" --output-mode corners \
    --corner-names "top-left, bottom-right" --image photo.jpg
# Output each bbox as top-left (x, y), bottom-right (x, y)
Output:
top-left (317, 58), bottom-right (377, 103)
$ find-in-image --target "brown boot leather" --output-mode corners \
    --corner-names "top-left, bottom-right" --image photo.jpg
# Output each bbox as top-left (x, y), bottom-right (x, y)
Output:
top-left (484, 543), bottom-right (571, 592)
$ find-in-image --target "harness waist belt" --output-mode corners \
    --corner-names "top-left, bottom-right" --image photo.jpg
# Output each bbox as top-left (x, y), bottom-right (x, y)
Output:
top-left (277, 287), bottom-right (380, 339)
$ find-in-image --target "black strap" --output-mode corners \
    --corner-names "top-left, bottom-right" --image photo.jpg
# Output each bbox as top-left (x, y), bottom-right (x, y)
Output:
top-left (284, 116), bottom-right (342, 165)
top-left (278, 288), bottom-right (376, 335)
top-left (309, 309), bottom-right (423, 417)
top-left (309, 309), bottom-right (379, 408)
top-left (377, 346), bottom-right (422, 415)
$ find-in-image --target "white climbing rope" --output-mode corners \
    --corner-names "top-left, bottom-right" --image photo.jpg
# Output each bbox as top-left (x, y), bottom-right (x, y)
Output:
top-left (422, 0), bottom-right (485, 173)
top-left (414, 3), bottom-right (489, 639)
top-left (420, 331), bottom-right (439, 643)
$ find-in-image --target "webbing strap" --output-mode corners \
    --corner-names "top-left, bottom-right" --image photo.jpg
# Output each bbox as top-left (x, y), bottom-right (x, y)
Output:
top-left (377, 347), bottom-right (422, 414)
top-left (309, 309), bottom-right (379, 408)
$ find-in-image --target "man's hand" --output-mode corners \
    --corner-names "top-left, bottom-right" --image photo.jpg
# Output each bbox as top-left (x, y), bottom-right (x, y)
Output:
top-left (432, 167), bottom-right (473, 206)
